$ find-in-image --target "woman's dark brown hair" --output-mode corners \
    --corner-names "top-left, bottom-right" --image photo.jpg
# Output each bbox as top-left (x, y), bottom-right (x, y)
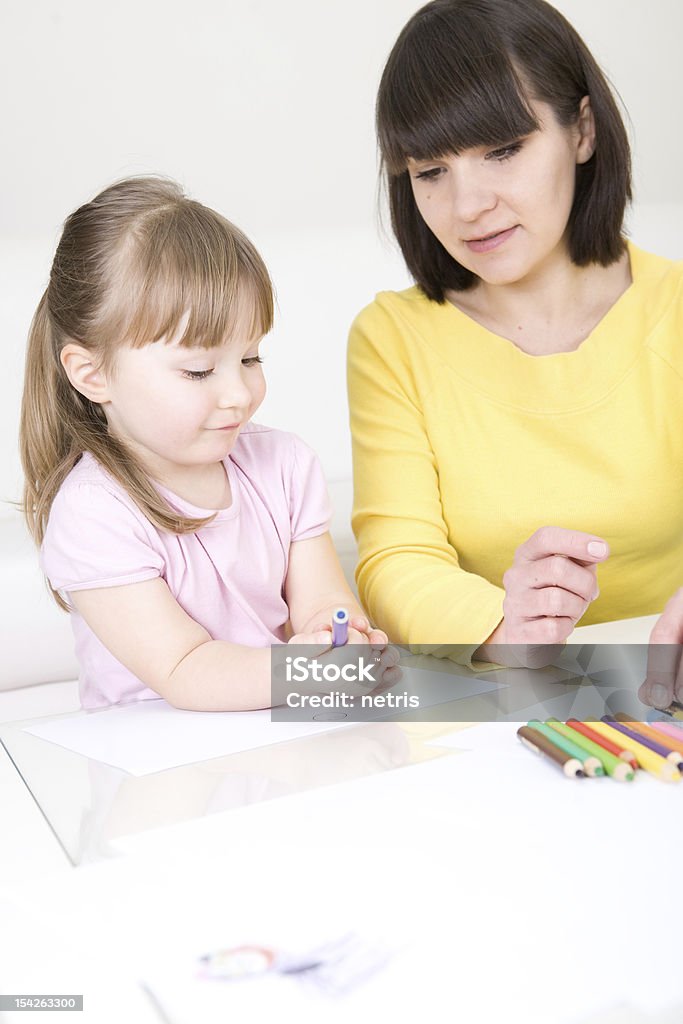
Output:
top-left (377, 0), bottom-right (632, 301)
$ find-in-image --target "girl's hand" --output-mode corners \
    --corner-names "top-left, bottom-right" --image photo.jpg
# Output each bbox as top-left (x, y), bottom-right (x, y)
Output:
top-left (638, 589), bottom-right (683, 709)
top-left (478, 527), bottom-right (609, 668)
top-left (302, 616), bottom-right (389, 648)
top-left (287, 629), bottom-right (401, 695)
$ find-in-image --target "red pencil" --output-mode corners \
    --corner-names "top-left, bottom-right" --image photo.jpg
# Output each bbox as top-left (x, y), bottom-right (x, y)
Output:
top-left (566, 719), bottom-right (638, 771)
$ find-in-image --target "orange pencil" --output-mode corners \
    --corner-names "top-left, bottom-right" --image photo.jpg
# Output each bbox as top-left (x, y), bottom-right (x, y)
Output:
top-left (614, 713), bottom-right (683, 762)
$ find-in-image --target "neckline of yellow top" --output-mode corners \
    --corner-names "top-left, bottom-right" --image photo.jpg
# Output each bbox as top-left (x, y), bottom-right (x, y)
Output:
top-left (384, 242), bottom-right (681, 414)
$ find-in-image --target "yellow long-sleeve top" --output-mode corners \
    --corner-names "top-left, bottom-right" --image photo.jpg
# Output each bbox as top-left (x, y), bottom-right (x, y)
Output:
top-left (348, 243), bottom-right (683, 658)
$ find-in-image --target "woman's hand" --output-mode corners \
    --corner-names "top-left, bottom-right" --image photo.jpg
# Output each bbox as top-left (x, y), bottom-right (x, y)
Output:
top-left (477, 527), bottom-right (609, 668)
top-left (638, 589), bottom-right (683, 709)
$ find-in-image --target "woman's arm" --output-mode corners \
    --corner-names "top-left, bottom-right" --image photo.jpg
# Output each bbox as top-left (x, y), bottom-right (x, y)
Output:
top-left (348, 307), bottom-right (606, 666)
top-left (348, 306), bottom-right (505, 663)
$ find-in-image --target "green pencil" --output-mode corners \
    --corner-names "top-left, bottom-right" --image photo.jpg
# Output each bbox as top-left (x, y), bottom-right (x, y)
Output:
top-left (528, 720), bottom-right (605, 777)
top-left (547, 718), bottom-right (633, 782)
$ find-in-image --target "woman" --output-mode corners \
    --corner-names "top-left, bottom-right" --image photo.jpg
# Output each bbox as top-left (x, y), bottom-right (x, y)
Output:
top-left (348, 0), bottom-right (683, 670)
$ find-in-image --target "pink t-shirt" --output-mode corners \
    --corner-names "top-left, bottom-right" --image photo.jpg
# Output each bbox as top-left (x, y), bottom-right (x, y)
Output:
top-left (41, 424), bottom-right (332, 709)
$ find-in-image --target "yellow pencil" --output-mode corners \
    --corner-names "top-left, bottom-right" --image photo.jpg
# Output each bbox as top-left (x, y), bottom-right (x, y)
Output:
top-left (588, 721), bottom-right (680, 783)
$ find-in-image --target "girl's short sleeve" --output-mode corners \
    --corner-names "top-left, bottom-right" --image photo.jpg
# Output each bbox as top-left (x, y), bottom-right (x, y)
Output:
top-left (41, 481), bottom-right (164, 597)
top-left (288, 437), bottom-right (333, 542)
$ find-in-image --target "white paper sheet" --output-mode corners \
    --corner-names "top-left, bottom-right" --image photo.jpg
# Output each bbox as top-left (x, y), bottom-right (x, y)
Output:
top-left (23, 702), bottom-right (352, 776)
top-left (21, 666), bottom-right (505, 777)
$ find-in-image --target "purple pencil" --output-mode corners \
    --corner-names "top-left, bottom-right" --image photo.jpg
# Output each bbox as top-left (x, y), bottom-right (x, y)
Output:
top-left (602, 717), bottom-right (683, 767)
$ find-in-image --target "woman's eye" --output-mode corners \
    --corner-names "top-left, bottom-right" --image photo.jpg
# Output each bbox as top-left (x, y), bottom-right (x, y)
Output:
top-left (242, 356), bottom-right (264, 367)
top-left (486, 141), bottom-right (523, 162)
top-left (182, 369), bottom-right (213, 381)
top-left (414, 167), bottom-right (443, 182)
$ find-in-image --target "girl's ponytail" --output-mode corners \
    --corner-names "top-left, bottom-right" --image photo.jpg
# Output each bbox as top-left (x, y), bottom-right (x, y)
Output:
top-left (20, 290), bottom-right (79, 547)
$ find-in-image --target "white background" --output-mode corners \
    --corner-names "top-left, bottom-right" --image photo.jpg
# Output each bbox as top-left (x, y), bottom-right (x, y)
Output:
top-left (1, 0), bottom-right (682, 504)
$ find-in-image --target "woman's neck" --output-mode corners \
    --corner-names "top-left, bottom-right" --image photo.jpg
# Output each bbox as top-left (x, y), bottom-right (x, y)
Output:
top-left (448, 248), bottom-right (632, 356)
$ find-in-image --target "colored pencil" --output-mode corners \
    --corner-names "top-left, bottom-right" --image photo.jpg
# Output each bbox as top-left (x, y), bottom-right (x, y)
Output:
top-left (650, 720), bottom-right (683, 745)
top-left (517, 726), bottom-right (585, 778)
top-left (664, 704), bottom-right (683, 721)
top-left (528, 721), bottom-right (604, 777)
top-left (567, 719), bottom-right (638, 771)
top-left (614, 713), bottom-right (683, 759)
top-left (603, 717), bottom-right (683, 768)
top-left (547, 720), bottom-right (633, 782)
top-left (542, 719), bottom-right (606, 777)
top-left (589, 720), bottom-right (680, 782)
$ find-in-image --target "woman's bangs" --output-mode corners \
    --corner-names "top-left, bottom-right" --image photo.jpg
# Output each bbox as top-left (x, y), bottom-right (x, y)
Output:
top-left (380, 38), bottom-right (539, 174)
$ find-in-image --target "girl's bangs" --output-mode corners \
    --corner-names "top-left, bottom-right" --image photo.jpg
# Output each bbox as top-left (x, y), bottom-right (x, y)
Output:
top-left (379, 33), bottom-right (539, 174)
top-left (113, 207), bottom-right (274, 352)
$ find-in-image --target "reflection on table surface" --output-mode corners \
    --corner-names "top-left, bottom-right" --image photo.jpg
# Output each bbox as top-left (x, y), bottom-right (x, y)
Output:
top-left (0, 636), bottom-right (657, 866)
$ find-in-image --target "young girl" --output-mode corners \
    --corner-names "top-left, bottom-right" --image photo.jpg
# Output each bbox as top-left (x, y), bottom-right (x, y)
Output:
top-left (21, 177), bottom-right (397, 711)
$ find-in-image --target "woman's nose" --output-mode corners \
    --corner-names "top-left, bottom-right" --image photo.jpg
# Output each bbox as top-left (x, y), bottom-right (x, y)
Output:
top-left (448, 163), bottom-right (497, 224)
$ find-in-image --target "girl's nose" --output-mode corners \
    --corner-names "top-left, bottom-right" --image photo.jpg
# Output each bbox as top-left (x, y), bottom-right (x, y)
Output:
top-left (217, 372), bottom-right (252, 410)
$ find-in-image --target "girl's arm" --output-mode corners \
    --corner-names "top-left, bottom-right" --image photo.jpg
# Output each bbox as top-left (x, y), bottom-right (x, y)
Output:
top-left (69, 579), bottom-right (274, 712)
top-left (69, 543), bottom-right (392, 713)
top-left (284, 532), bottom-right (385, 643)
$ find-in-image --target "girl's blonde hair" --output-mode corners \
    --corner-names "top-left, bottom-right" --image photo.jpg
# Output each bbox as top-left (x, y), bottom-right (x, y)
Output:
top-left (20, 177), bottom-right (274, 608)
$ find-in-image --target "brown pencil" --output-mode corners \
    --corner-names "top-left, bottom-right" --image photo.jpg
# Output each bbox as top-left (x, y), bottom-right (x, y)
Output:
top-left (517, 725), bottom-right (585, 778)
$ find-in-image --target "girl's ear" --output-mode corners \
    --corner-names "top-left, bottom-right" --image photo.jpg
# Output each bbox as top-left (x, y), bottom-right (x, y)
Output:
top-left (60, 344), bottom-right (111, 405)
top-left (576, 95), bottom-right (596, 165)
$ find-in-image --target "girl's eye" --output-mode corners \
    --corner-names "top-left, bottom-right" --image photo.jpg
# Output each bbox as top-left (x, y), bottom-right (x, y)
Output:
top-left (486, 141), bottom-right (523, 162)
top-left (242, 356), bottom-right (264, 367)
top-left (182, 369), bottom-right (213, 381)
top-left (414, 166), bottom-right (443, 182)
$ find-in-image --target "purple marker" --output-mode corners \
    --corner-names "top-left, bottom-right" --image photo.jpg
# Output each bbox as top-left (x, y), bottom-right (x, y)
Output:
top-left (332, 608), bottom-right (349, 647)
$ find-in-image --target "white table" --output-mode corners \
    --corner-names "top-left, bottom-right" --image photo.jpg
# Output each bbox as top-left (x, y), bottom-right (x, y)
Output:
top-left (3, 614), bottom-right (681, 1024)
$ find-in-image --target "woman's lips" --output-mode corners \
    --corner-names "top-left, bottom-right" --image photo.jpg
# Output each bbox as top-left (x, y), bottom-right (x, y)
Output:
top-left (465, 225), bottom-right (518, 254)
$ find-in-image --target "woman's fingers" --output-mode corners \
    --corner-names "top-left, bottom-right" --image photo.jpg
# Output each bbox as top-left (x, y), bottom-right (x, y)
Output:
top-left (640, 589), bottom-right (683, 708)
top-left (508, 555), bottom-right (598, 602)
top-left (515, 527), bottom-right (609, 567)
top-left (495, 528), bottom-right (609, 651)
top-left (505, 584), bottom-right (586, 622)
